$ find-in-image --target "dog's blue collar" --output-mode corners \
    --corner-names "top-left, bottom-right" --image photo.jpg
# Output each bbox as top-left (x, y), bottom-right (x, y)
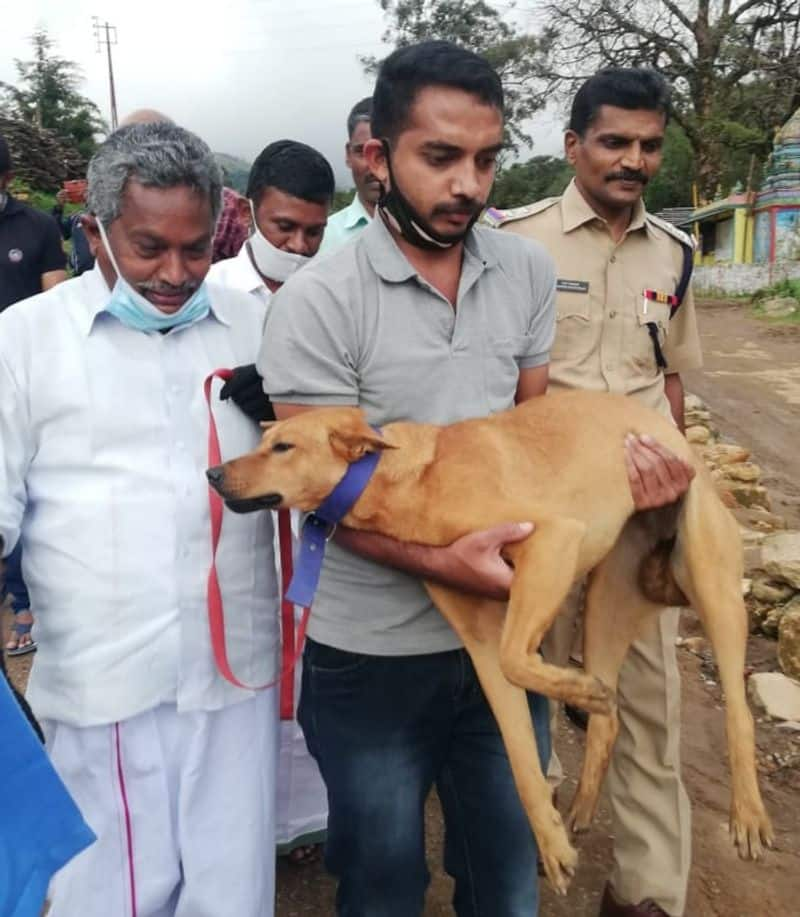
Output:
top-left (286, 432), bottom-right (382, 607)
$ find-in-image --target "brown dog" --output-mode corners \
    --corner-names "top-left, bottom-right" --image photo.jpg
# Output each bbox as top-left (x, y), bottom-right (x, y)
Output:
top-left (207, 390), bottom-right (773, 894)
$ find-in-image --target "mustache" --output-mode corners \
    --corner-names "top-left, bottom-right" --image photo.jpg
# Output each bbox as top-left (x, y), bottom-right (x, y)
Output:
top-left (605, 170), bottom-right (648, 186)
top-left (432, 197), bottom-right (484, 218)
top-left (136, 280), bottom-right (200, 297)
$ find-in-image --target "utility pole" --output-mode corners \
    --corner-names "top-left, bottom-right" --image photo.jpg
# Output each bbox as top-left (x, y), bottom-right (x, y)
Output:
top-left (93, 17), bottom-right (118, 131)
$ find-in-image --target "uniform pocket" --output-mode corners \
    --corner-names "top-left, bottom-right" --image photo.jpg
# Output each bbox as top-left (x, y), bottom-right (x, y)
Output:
top-left (631, 297), bottom-right (671, 372)
top-left (551, 294), bottom-right (591, 363)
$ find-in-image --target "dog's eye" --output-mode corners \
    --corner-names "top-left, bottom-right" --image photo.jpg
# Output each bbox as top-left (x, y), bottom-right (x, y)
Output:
top-left (272, 442), bottom-right (295, 454)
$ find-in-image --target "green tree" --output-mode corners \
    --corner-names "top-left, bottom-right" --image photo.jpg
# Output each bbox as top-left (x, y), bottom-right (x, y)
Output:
top-left (642, 121), bottom-right (695, 211)
top-left (490, 155), bottom-right (573, 208)
top-left (0, 28), bottom-right (106, 161)
top-left (540, 0), bottom-right (800, 201)
top-left (331, 188), bottom-right (355, 214)
top-left (364, 1), bottom-right (557, 151)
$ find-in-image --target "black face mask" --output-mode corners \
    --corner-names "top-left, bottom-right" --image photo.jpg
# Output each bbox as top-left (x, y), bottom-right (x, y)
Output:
top-left (378, 141), bottom-right (481, 251)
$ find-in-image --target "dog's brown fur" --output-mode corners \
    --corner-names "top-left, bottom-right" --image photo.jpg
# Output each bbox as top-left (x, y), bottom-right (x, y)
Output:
top-left (209, 390), bottom-right (773, 894)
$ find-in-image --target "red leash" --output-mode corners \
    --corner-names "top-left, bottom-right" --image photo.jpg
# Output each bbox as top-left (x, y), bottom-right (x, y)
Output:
top-left (204, 368), bottom-right (309, 718)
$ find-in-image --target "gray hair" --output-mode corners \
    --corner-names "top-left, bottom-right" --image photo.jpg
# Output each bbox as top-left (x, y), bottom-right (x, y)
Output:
top-left (87, 122), bottom-right (223, 226)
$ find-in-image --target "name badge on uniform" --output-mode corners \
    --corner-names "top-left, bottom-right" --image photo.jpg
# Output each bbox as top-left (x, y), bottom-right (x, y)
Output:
top-left (556, 279), bottom-right (589, 293)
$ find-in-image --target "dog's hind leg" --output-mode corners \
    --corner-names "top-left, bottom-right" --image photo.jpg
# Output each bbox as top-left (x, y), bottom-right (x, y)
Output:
top-left (671, 479), bottom-right (774, 860)
top-left (499, 518), bottom-right (615, 717)
top-left (566, 523), bottom-right (663, 833)
top-left (425, 584), bottom-right (578, 896)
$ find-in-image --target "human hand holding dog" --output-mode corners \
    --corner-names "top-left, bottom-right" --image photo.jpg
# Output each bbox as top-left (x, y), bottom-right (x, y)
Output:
top-left (624, 434), bottom-right (695, 510)
top-left (436, 522), bottom-right (535, 601)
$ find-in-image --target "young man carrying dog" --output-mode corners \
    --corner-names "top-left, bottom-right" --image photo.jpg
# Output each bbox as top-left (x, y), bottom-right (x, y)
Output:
top-left (491, 69), bottom-right (702, 916)
top-left (257, 43), bottom-right (694, 916)
top-left (0, 122), bottom-right (280, 917)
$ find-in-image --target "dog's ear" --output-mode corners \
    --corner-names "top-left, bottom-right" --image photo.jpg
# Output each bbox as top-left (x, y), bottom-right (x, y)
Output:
top-left (329, 424), bottom-right (395, 463)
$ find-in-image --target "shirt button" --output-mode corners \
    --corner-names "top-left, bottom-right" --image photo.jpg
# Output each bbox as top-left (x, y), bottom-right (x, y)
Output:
top-left (609, 311), bottom-right (617, 318)
top-left (609, 255), bottom-right (617, 263)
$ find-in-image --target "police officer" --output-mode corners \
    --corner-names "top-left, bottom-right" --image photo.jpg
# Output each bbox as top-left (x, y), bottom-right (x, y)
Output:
top-left (489, 68), bottom-right (702, 917)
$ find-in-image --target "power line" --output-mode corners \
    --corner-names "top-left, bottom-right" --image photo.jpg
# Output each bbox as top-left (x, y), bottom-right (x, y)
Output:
top-left (93, 17), bottom-right (119, 131)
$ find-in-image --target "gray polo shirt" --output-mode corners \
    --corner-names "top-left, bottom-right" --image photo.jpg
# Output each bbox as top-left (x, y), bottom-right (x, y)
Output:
top-left (258, 215), bottom-right (556, 655)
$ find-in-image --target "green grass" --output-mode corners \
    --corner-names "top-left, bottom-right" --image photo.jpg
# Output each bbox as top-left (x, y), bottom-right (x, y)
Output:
top-left (751, 303), bottom-right (800, 324)
top-left (751, 277), bottom-right (800, 302)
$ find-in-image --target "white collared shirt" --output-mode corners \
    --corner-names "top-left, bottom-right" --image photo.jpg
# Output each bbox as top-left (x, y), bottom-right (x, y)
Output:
top-left (209, 242), bottom-right (273, 307)
top-left (0, 267), bottom-right (279, 727)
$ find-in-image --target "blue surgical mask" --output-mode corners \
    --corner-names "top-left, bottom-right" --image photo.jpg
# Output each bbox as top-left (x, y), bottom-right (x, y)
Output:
top-left (96, 220), bottom-right (211, 332)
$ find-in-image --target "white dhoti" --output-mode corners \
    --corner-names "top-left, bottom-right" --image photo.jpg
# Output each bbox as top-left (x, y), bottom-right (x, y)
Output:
top-left (44, 692), bottom-right (279, 917)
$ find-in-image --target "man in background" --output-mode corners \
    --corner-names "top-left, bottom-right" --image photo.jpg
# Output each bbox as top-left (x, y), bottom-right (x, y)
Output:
top-left (210, 138), bottom-right (334, 864)
top-left (319, 96), bottom-right (379, 252)
top-left (1, 132), bottom-right (67, 659)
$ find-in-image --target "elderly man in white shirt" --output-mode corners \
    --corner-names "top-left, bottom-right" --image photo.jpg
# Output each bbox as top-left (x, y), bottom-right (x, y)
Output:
top-left (0, 122), bottom-right (280, 917)
top-left (209, 138), bottom-right (334, 866)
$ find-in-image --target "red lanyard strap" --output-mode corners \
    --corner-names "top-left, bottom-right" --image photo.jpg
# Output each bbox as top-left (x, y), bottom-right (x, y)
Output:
top-left (204, 368), bottom-right (308, 716)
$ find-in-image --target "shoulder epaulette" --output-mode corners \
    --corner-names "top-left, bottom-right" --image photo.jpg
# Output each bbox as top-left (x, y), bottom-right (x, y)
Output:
top-left (482, 197), bottom-right (560, 229)
top-left (645, 212), bottom-right (696, 251)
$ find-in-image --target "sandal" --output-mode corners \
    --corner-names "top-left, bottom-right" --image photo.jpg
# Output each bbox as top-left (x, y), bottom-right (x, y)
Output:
top-left (5, 612), bottom-right (37, 657)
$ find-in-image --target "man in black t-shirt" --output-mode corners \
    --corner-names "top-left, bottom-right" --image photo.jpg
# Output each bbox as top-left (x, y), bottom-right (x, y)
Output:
top-left (0, 134), bottom-right (67, 312)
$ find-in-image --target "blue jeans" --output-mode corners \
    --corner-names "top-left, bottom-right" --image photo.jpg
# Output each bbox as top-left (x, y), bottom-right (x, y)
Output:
top-left (2, 542), bottom-right (30, 614)
top-left (299, 639), bottom-right (550, 917)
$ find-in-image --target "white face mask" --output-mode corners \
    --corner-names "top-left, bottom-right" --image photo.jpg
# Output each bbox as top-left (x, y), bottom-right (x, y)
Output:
top-left (247, 200), bottom-right (309, 283)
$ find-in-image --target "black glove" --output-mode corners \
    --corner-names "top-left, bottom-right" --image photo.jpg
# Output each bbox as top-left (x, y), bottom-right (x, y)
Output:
top-left (219, 364), bottom-right (275, 424)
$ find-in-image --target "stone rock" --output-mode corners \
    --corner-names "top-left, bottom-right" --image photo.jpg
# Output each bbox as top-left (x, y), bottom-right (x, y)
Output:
top-left (747, 671), bottom-right (800, 721)
top-left (762, 606), bottom-right (785, 638)
top-left (721, 462), bottom-right (762, 483)
top-left (749, 603), bottom-right (770, 633)
top-left (725, 481), bottom-right (771, 510)
top-left (778, 600), bottom-right (800, 680)
top-left (685, 410), bottom-right (712, 426)
top-left (751, 575), bottom-right (796, 604)
top-left (742, 578), bottom-right (752, 596)
top-left (677, 635), bottom-right (708, 655)
top-left (686, 425), bottom-right (711, 445)
top-left (761, 296), bottom-right (799, 318)
top-left (701, 443), bottom-right (750, 467)
top-left (684, 393), bottom-right (706, 413)
top-left (740, 528), bottom-right (766, 547)
top-left (762, 531), bottom-right (800, 589)
top-left (738, 506), bottom-right (787, 532)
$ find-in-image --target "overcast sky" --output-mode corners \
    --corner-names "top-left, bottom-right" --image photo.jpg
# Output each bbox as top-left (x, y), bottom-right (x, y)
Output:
top-left (2, 0), bottom-right (566, 188)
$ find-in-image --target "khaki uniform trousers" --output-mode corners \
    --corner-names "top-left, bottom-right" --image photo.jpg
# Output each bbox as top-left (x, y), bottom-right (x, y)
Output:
top-left (544, 586), bottom-right (691, 916)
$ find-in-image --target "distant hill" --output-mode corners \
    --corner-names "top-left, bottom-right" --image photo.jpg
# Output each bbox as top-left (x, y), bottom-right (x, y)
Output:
top-left (214, 153), bottom-right (252, 194)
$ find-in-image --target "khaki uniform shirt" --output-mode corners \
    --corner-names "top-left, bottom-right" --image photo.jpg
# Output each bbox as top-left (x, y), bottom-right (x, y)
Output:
top-left (488, 179), bottom-right (702, 417)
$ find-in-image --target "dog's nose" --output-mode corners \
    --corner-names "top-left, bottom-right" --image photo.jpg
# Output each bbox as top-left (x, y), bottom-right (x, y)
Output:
top-left (206, 466), bottom-right (225, 487)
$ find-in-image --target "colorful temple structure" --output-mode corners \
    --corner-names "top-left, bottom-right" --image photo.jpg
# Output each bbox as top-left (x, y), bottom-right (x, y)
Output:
top-left (691, 107), bottom-right (800, 265)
